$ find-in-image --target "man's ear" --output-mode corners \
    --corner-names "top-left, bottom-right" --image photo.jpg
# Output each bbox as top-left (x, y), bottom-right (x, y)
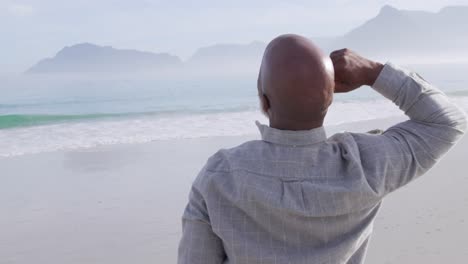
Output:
top-left (257, 71), bottom-right (270, 117)
top-left (260, 93), bottom-right (271, 117)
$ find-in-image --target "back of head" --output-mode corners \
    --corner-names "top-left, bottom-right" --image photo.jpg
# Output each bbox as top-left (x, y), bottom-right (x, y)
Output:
top-left (258, 34), bottom-right (334, 130)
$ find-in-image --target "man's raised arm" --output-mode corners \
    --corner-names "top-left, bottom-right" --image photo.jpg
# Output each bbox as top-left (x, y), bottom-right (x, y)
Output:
top-left (331, 49), bottom-right (467, 196)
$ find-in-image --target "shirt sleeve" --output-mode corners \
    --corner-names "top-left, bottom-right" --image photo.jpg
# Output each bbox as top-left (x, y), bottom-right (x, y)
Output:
top-left (351, 63), bottom-right (467, 196)
top-left (178, 170), bottom-right (226, 264)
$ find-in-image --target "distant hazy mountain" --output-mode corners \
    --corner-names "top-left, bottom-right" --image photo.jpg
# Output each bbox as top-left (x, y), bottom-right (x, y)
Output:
top-left (330, 5), bottom-right (468, 57)
top-left (26, 5), bottom-right (468, 74)
top-left (26, 43), bottom-right (182, 74)
top-left (188, 5), bottom-right (468, 67)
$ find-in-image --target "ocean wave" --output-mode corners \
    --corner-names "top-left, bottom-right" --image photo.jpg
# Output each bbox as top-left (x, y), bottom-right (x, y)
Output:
top-left (0, 96), bottom-right (467, 157)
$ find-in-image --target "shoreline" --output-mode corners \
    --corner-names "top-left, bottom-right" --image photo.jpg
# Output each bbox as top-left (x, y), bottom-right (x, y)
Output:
top-left (2, 92), bottom-right (467, 158)
top-left (0, 115), bottom-right (407, 160)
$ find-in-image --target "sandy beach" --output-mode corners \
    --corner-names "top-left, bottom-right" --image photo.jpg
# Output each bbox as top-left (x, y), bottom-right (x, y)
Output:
top-left (1, 117), bottom-right (467, 264)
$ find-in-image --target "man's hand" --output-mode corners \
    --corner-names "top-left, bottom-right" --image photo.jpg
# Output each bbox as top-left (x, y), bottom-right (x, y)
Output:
top-left (330, 49), bottom-right (384, 93)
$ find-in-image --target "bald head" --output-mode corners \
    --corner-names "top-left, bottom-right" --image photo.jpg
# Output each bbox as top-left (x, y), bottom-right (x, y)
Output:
top-left (258, 34), bottom-right (334, 130)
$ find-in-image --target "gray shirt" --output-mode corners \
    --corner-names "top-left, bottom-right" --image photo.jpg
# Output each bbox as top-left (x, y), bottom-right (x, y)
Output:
top-left (178, 63), bottom-right (467, 264)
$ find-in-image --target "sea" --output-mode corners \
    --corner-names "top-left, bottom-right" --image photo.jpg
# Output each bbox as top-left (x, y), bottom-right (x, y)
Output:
top-left (1, 63), bottom-right (468, 157)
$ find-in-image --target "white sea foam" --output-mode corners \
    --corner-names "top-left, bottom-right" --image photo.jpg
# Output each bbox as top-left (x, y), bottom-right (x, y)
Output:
top-left (1, 96), bottom-right (467, 157)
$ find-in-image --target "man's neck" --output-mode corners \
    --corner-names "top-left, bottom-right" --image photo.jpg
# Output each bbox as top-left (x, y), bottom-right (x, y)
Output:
top-left (269, 120), bottom-right (324, 131)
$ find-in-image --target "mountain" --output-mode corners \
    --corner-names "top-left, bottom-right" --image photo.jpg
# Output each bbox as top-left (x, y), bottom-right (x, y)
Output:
top-left (26, 5), bottom-right (468, 74)
top-left (330, 5), bottom-right (468, 57)
top-left (188, 5), bottom-right (468, 67)
top-left (26, 43), bottom-right (182, 74)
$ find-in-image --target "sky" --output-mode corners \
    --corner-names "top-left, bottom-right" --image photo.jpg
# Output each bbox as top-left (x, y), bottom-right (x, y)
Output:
top-left (2, 0), bottom-right (468, 73)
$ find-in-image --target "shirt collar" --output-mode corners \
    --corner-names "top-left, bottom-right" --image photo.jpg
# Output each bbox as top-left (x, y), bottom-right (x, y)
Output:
top-left (255, 121), bottom-right (327, 146)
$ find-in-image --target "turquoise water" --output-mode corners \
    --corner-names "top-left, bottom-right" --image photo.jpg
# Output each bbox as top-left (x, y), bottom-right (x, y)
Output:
top-left (0, 74), bottom-right (380, 129)
top-left (0, 113), bottom-right (130, 129)
top-left (0, 76), bottom-right (260, 130)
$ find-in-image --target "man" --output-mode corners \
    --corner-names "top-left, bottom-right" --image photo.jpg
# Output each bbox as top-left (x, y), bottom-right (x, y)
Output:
top-left (178, 34), bottom-right (467, 264)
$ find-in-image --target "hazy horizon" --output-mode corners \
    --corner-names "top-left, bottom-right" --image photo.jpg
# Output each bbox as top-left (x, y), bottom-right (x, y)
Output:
top-left (2, 0), bottom-right (468, 74)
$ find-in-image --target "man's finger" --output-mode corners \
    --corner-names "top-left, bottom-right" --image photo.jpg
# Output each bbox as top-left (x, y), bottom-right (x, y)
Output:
top-left (330, 48), bottom-right (348, 58)
top-left (330, 52), bottom-right (341, 60)
top-left (330, 48), bottom-right (346, 56)
top-left (330, 55), bottom-right (345, 65)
